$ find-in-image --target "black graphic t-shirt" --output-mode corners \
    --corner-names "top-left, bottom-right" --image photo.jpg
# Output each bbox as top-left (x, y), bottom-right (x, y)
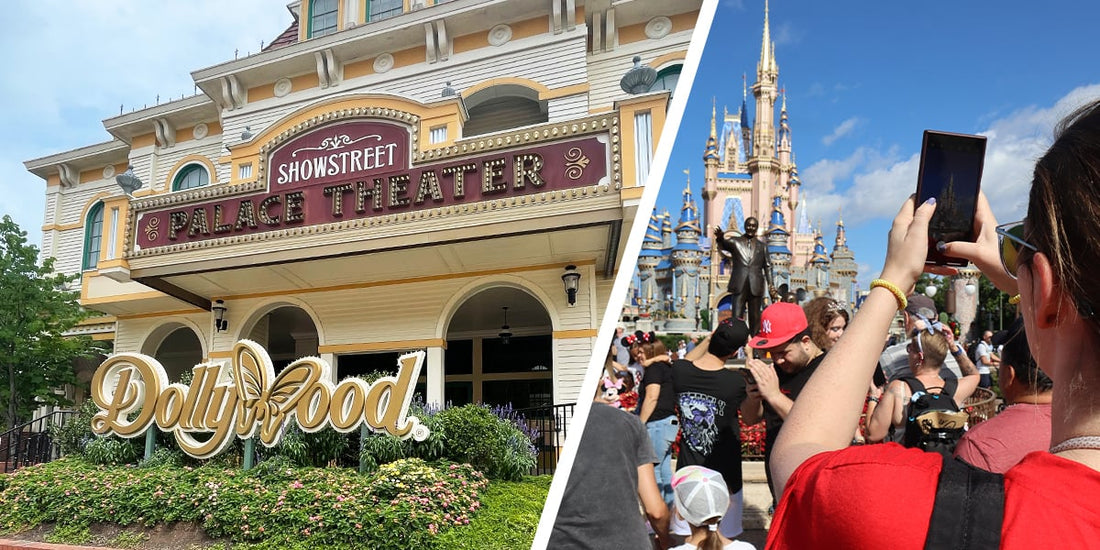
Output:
top-left (671, 359), bottom-right (748, 493)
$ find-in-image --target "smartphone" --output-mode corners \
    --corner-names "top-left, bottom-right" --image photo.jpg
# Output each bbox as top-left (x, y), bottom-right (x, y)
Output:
top-left (915, 130), bottom-right (987, 267)
top-left (737, 367), bottom-right (756, 385)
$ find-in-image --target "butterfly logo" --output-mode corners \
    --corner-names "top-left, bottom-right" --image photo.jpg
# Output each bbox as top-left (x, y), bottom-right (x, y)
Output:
top-left (231, 339), bottom-right (324, 445)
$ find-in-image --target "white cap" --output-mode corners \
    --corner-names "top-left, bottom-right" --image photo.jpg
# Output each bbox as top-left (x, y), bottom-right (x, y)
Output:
top-left (672, 465), bottom-right (729, 527)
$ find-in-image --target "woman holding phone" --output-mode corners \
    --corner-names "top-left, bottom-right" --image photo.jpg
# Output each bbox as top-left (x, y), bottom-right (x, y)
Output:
top-left (766, 100), bottom-right (1100, 547)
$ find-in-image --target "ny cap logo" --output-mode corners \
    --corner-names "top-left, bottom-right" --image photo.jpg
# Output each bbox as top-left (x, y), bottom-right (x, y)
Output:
top-left (761, 319), bottom-right (772, 335)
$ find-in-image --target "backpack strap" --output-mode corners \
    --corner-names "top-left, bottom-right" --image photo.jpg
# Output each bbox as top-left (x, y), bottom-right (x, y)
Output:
top-left (942, 377), bottom-right (958, 399)
top-left (923, 456), bottom-right (1004, 550)
top-left (900, 376), bottom-right (925, 396)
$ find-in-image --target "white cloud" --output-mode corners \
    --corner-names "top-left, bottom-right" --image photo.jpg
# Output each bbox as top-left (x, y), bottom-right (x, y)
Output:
top-left (0, 1), bottom-right (290, 248)
top-left (803, 84), bottom-right (1100, 230)
top-left (822, 117), bottom-right (861, 146)
top-left (774, 22), bottom-right (800, 47)
top-left (720, 0), bottom-right (746, 10)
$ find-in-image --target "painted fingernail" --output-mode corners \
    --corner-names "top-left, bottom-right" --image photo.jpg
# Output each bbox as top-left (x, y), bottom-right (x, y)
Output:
top-left (936, 241), bottom-right (947, 253)
top-left (924, 197), bottom-right (937, 206)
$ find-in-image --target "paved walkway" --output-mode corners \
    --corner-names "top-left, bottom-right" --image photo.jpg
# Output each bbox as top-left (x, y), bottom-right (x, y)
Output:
top-left (739, 460), bottom-right (772, 548)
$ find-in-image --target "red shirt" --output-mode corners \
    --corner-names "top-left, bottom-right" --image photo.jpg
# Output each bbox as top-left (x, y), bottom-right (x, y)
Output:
top-left (954, 403), bottom-right (1052, 473)
top-left (767, 443), bottom-right (1100, 549)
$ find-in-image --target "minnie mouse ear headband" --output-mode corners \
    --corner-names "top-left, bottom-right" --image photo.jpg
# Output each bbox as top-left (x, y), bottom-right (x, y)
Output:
top-left (621, 330), bottom-right (656, 348)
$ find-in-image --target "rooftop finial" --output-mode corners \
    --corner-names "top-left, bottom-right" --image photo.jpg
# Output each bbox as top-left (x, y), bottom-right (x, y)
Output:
top-left (760, 0), bottom-right (772, 71)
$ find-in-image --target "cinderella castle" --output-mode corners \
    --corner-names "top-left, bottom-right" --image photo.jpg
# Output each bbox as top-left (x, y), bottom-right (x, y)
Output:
top-left (629, 1), bottom-right (860, 330)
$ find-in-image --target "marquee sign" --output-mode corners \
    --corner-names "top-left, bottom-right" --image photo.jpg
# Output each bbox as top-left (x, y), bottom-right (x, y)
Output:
top-left (90, 340), bottom-right (428, 459)
top-left (133, 118), bottom-right (609, 251)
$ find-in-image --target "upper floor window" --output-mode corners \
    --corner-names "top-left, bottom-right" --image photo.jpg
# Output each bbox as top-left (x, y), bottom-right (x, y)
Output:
top-left (309, 0), bottom-right (339, 38)
top-left (650, 65), bottom-right (682, 95)
top-left (82, 202), bottom-right (104, 271)
top-left (173, 164), bottom-right (210, 191)
top-left (367, 0), bottom-right (403, 22)
top-left (463, 84), bottom-right (548, 137)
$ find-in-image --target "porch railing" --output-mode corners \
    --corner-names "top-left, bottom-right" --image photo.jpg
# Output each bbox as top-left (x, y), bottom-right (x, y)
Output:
top-left (0, 410), bottom-right (76, 473)
top-left (515, 403), bottom-right (574, 476)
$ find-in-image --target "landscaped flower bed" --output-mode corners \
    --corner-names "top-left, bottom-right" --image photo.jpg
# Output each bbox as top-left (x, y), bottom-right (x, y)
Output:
top-left (2, 400), bottom-right (549, 549)
top-left (0, 456), bottom-right (539, 549)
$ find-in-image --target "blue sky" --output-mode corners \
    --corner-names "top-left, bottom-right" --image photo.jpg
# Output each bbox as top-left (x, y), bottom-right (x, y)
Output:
top-left (0, 1), bottom-right (289, 249)
top-left (654, 0), bottom-right (1100, 287)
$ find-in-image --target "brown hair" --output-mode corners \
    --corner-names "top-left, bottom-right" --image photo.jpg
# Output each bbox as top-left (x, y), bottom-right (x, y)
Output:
top-left (803, 297), bottom-right (849, 350)
top-left (1027, 100), bottom-right (1100, 325)
top-left (644, 340), bottom-right (669, 360)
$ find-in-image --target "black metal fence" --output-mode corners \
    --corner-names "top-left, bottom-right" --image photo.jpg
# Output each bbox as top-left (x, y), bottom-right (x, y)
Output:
top-left (0, 410), bottom-right (75, 473)
top-left (515, 402), bottom-right (574, 476)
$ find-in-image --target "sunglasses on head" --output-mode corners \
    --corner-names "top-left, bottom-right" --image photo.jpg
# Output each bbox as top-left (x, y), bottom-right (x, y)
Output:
top-left (907, 333), bottom-right (924, 356)
top-left (996, 221), bottom-right (1038, 279)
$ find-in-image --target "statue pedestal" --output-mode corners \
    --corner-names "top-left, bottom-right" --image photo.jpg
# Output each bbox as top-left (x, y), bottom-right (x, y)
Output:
top-left (635, 318), bottom-right (656, 334)
top-left (664, 318), bottom-right (697, 332)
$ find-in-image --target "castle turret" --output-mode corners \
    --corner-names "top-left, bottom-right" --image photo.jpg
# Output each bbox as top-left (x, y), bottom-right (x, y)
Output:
top-left (808, 224), bottom-right (831, 296)
top-left (636, 213), bottom-right (665, 314)
top-left (829, 212), bottom-right (859, 304)
top-left (788, 162), bottom-right (801, 212)
top-left (766, 194), bottom-right (792, 297)
top-left (672, 178), bottom-right (705, 322)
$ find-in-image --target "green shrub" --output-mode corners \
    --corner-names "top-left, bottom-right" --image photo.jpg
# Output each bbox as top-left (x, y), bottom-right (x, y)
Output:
top-left (435, 404), bottom-right (537, 481)
top-left (0, 456), bottom-right (491, 549)
top-left (50, 400), bottom-right (99, 457)
top-left (249, 454), bottom-right (297, 480)
top-left (358, 400), bottom-right (446, 473)
top-left (270, 424), bottom-right (350, 467)
top-left (140, 447), bottom-right (184, 469)
top-left (83, 436), bottom-right (140, 466)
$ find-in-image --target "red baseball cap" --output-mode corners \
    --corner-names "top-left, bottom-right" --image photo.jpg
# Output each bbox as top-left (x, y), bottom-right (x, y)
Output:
top-left (749, 302), bottom-right (809, 349)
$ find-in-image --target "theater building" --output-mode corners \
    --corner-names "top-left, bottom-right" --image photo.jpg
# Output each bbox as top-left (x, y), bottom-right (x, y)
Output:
top-left (24, 0), bottom-right (704, 414)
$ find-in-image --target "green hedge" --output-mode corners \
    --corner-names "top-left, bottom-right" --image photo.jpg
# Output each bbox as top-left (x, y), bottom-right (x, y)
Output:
top-left (0, 457), bottom-right (491, 549)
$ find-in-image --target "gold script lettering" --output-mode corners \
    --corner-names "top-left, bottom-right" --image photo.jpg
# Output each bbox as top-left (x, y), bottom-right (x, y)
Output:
top-left (89, 340), bottom-right (429, 459)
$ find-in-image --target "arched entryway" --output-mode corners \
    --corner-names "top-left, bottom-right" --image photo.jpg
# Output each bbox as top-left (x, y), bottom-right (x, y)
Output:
top-left (141, 323), bottom-right (203, 382)
top-left (243, 306), bottom-right (319, 372)
top-left (445, 286), bottom-right (552, 409)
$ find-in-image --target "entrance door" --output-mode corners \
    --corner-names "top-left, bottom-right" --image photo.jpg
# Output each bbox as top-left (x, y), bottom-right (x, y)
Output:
top-left (445, 287), bottom-right (552, 409)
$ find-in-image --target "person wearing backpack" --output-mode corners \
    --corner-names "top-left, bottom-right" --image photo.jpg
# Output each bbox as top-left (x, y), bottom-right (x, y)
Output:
top-left (865, 325), bottom-right (980, 450)
top-left (766, 99), bottom-right (1100, 549)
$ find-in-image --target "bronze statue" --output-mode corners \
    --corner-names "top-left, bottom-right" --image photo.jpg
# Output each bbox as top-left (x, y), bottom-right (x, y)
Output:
top-left (714, 217), bottom-right (777, 335)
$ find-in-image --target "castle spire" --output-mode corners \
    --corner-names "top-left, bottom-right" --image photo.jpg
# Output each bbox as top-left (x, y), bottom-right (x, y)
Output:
top-left (704, 100), bottom-right (720, 162)
top-left (834, 209), bottom-right (847, 250)
top-left (759, 0), bottom-right (771, 75)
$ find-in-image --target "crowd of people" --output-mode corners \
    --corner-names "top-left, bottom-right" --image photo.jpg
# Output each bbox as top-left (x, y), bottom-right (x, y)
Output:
top-left (551, 99), bottom-right (1100, 547)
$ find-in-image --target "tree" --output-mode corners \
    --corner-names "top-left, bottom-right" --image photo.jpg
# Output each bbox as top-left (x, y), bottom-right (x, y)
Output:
top-left (977, 274), bottom-right (1014, 334)
top-left (0, 215), bottom-right (101, 430)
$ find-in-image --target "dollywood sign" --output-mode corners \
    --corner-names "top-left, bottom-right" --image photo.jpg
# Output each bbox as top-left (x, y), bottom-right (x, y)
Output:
top-left (90, 340), bottom-right (429, 459)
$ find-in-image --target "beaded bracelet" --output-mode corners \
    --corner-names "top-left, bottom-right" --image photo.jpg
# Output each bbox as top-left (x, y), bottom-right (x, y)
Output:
top-left (870, 279), bottom-right (907, 311)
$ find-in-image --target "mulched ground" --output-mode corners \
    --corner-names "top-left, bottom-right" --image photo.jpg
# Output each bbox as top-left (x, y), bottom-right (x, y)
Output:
top-left (7, 523), bottom-right (221, 550)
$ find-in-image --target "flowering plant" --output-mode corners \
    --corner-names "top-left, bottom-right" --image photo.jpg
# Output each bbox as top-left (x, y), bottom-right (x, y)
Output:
top-left (0, 456), bottom-right (488, 549)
